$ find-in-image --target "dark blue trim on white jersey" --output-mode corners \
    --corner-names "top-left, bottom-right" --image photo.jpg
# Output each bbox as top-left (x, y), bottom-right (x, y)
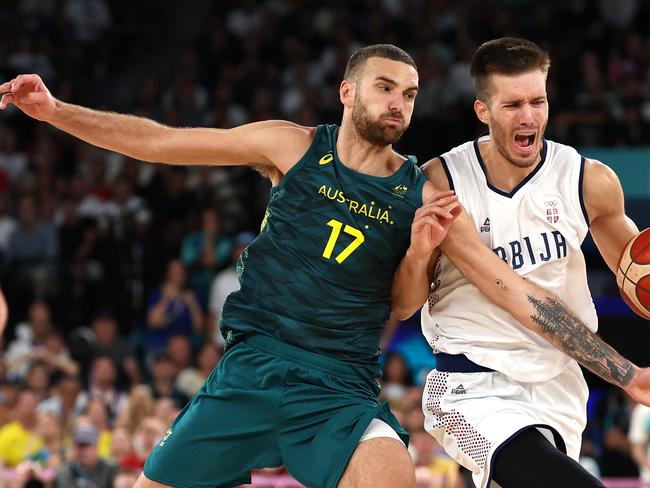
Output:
top-left (435, 352), bottom-right (494, 373)
top-left (486, 424), bottom-right (566, 487)
top-left (439, 155), bottom-right (455, 191)
top-left (578, 156), bottom-right (590, 227)
top-left (473, 137), bottom-right (548, 198)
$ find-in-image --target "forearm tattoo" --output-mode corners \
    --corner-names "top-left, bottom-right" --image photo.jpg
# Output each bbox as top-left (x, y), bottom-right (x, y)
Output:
top-left (527, 295), bottom-right (635, 387)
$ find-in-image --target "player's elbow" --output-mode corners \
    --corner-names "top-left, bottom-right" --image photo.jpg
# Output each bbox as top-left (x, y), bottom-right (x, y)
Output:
top-left (391, 305), bottom-right (418, 321)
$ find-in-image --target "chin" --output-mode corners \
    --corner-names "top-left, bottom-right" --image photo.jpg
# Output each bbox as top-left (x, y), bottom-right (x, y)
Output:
top-left (511, 157), bottom-right (538, 169)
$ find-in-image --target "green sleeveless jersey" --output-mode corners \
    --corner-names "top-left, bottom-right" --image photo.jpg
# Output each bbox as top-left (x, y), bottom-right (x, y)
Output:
top-left (222, 124), bottom-right (427, 371)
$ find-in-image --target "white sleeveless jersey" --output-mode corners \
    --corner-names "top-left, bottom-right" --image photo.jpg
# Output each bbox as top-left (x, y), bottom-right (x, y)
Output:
top-left (422, 136), bottom-right (598, 382)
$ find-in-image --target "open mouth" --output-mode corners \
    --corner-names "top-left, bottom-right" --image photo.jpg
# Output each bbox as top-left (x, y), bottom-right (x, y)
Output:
top-left (515, 134), bottom-right (535, 149)
top-left (514, 133), bottom-right (536, 149)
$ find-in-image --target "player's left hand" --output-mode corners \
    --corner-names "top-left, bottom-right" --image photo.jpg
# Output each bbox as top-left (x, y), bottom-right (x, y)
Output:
top-left (409, 190), bottom-right (461, 260)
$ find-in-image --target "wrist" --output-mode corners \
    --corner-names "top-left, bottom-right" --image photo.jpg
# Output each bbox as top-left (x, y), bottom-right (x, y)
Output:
top-left (44, 98), bottom-right (64, 124)
top-left (405, 247), bottom-right (431, 268)
top-left (623, 365), bottom-right (640, 390)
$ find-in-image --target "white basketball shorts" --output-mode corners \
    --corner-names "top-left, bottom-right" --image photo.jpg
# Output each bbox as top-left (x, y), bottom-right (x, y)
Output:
top-left (422, 360), bottom-right (589, 488)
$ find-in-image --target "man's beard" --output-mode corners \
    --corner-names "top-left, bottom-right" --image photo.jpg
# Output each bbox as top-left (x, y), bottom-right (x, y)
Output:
top-left (491, 118), bottom-right (546, 169)
top-left (352, 98), bottom-right (406, 146)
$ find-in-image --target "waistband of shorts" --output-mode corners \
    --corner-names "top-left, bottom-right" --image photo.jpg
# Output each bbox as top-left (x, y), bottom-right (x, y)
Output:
top-left (244, 334), bottom-right (373, 379)
top-left (435, 352), bottom-right (494, 373)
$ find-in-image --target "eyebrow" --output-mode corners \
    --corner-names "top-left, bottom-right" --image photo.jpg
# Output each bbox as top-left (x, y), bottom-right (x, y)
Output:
top-left (503, 96), bottom-right (546, 104)
top-left (374, 76), bottom-right (419, 92)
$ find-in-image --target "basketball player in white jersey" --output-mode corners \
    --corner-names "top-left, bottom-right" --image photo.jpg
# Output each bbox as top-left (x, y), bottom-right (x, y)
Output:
top-left (393, 38), bottom-right (650, 487)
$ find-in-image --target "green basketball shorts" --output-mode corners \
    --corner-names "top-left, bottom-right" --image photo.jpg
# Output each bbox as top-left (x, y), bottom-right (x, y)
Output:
top-left (143, 334), bottom-right (408, 488)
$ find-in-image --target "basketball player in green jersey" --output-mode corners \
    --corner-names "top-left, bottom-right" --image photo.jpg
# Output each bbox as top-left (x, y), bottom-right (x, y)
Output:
top-left (1, 45), bottom-right (461, 487)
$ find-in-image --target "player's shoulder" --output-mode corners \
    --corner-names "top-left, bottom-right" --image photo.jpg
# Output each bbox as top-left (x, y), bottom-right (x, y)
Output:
top-left (421, 140), bottom-right (474, 191)
top-left (583, 157), bottom-right (620, 190)
top-left (543, 138), bottom-right (582, 162)
top-left (251, 120), bottom-right (316, 137)
top-left (439, 139), bottom-right (476, 160)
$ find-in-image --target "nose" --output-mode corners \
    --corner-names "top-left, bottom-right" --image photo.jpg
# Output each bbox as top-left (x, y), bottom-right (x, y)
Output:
top-left (519, 103), bottom-right (534, 125)
top-left (389, 93), bottom-right (404, 113)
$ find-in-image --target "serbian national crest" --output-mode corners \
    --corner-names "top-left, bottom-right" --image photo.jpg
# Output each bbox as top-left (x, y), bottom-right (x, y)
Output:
top-left (544, 200), bottom-right (560, 224)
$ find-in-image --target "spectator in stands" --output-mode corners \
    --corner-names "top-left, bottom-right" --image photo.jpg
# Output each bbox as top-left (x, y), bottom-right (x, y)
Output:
top-left (38, 374), bottom-right (82, 432)
top-left (76, 356), bottom-right (127, 424)
top-left (115, 384), bottom-right (154, 437)
top-left (54, 422), bottom-right (117, 488)
top-left (597, 389), bottom-right (640, 478)
top-left (206, 231), bottom-right (254, 345)
top-left (132, 416), bottom-right (166, 464)
top-left (0, 377), bottom-right (22, 427)
top-left (165, 334), bottom-right (192, 374)
top-left (5, 194), bottom-right (59, 299)
top-left (6, 332), bottom-right (79, 385)
top-left (4, 300), bottom-right (53, 379)
top-left (85, 398), bottom-right (112, 460)
top-left (110, 425), bottom-right (143, 472)
top-left (380, 351), bottom-right (413, 406)
top-left (629, 401), bottom-right (650, 482)
top-left (147, 352), bottom-right (180, 401)
top-left (180, 206), bottom-right (232, 306)
top-left (0, 126), bottom-right (28, 183)
top-left (32, 410), bottom-right (65, 470)
top-left (410, 430), bottom-right (460, 488)
top-left (0, 389), bottom-right (42, 467)
top-left (154, 397), bottom-right (180, 428)
top-left (145, 259), bottom-right (204, 356)
top-left (175, 341), bottom-right (221, 400)
top-left (90, 311), bottom-right (141, 387)
top-left (0, 192), bottom-right (16, 268)
top-left (24, 361), bottom-right (50, 400)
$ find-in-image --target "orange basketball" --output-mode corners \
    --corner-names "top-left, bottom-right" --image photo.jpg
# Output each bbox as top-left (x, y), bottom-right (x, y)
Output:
top-left (616, 228), bottom-right (650, 320)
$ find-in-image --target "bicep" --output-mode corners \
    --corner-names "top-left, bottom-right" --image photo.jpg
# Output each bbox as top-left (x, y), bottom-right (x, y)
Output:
top-left (156, 121), bottom-right (313, 172)
top-left (584, 159), bottom-right (639, 272)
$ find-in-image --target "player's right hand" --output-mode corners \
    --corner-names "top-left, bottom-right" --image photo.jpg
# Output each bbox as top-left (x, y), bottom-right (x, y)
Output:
top-left (0, 74), bottom-right (57, 121)
top-left (624, 367), bottom-right (650, 407)
top-left (409, 190), bottom-right (460, 260)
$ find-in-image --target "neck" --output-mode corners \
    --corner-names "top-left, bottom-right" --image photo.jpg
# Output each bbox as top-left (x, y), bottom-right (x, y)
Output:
top-left (337, 120), bottom-right (402, 177)
top-left (480, 140), bottom-right (542, 193)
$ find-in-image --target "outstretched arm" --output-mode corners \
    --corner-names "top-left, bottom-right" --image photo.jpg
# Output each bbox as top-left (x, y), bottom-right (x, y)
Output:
top-left (422, 158), bottom-right (650, 405)
top-left (0, 74), bottom-right (311, 172)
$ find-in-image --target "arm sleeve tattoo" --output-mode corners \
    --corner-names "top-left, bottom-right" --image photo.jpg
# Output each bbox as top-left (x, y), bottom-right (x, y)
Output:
top-left (527, 295), bottom-right (634, 387)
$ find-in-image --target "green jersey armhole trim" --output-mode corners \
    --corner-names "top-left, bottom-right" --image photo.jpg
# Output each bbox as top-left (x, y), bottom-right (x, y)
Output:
top-left (271, 125), bottom-right (321, 192)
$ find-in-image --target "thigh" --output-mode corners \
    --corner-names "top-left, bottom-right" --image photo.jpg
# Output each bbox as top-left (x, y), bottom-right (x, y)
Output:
top-left (144, 344), bottom-right (284, 487)
top-left (423, 369), bottom-right (535, 484)
top-left (134, 472), bottom-right (170, 488)
top-left (278, 365), bottom-right (409, 488)
top-left (338, 437), bottom-right (415, 488)
top-left (492, 428), bottom-right (605, 488)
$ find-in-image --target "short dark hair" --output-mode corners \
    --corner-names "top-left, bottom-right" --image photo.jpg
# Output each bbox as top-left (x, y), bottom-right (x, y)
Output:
top-left (344, 44), bottom-right (417, 81)
top-left (471, 37), bottom-right (550, 102)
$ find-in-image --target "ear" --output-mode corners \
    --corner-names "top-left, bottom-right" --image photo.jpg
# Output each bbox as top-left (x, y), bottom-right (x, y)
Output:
top-left (340, 79), bottom-right (355, 108)
top-left (474, 99), bottom-right (490, 125)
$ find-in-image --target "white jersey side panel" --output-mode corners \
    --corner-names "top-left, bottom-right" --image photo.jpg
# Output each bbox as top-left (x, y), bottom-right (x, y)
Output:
top-left (422, 137), bottom-right (598, 382)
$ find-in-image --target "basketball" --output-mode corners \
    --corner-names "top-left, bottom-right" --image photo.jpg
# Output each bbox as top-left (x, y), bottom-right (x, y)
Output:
top-left (616, 228), bottom-right (650, 320)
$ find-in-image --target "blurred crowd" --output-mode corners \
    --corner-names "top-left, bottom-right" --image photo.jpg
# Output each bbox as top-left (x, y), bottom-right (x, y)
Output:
top-left (0, 0), bottom-right (650, 486)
